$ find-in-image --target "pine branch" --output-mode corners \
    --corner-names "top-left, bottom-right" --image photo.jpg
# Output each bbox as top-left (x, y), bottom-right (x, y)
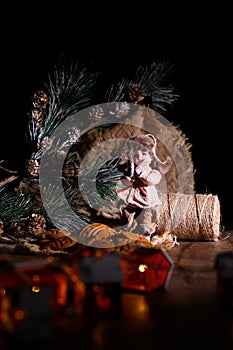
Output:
top-left (132, 60), bottom-right (179, 112)
top-left (96, 157), bottom-right (122, 201)
top-left (39, 182), bottom-right (91, 231)
top-left (0, 190), bottom-right (36, 227)
top-left (0, 164), bottom-right (18, 174)
top-left (105, 77), bottom-right (131, 102)
top-left (42, 57), bottom-right (101, 138)
top-left (0, 161), bottom-right (18, 188)
top-left (104, 59), bottom-right (179, 113)
top-left (79, 156), bottom-right (122, 206)
top-left (0, 176), bottom-right (18, 188)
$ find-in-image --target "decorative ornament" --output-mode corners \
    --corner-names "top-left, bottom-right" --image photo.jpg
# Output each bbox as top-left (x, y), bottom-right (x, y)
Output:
top-left (120, 247), bottom-right (174, 292)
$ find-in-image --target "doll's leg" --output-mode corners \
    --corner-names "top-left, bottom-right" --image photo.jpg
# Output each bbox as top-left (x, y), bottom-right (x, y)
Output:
top-left (136, 206), bottom-right (161, 238)
top-left (120, 205), bottom-right (140, 232)
top-left (136, 208), bottom-right (154, 236)
top-left (150, 205), bottom-right (161, 237)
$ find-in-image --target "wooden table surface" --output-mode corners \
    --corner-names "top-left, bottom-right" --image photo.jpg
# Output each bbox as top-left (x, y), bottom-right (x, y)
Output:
top-left (1, 231), bottom-right (233, 350)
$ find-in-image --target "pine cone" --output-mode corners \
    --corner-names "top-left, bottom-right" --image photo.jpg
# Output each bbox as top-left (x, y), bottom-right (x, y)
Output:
top-left (0, 219), bottom-right (4, 235)
top-left (27, 158), bottom-right (40, 177)
top-left (62, 159), bottom-right (79, 185)
top-left (18, 180), bottom-right (42, 211)
top-left (33, 90), bottom-right (49, 110)
top-left (27, 213), bottom-right (46, 237)
top-left (32, 109), bottom-right (44, 128)
top-left (89, 105), bottom-right (104, 120)
top-left (126, 84), bottom-right (145, 104)
top-left (30, 91), bottom-right (49, 135)
top-left (125, 84), bottom-right (152, 107)
top-left (8, 221), bottom-right (25, 238)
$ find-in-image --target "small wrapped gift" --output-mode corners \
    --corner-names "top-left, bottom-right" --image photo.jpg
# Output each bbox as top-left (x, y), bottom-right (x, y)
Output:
top-left (78, 249), bottom-right (123, 317)
top-left (120, 247), bottom-right (174, 293)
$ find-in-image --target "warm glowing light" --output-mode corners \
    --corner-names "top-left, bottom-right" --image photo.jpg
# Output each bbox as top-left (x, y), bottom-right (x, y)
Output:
top-left (93, 285), bottom-right (101, 293)
top-left (94, 249), bottom-right (103, 259)
top-left (122, 294), bottom-right (151, 322)
top-left (32, 285), bottom-right (41, 293)
top-left (14, 309), bottom-right (26, 320)
top-left (32, 274), bottom-right (40, 282)
top-left (57, 297), bottom-right (65, 304)
top-left (71, 274), bottom-right (79, 282)
top-left (46, 257), bottom-right (54, 263)
top-left (138, 264), bottom-right (148, 272)
top-left (0, 288), bottom-right (6, 296)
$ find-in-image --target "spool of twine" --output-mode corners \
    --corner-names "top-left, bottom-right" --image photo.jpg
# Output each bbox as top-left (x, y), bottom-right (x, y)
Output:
top-left (157, 192), bottom-right (221, 241)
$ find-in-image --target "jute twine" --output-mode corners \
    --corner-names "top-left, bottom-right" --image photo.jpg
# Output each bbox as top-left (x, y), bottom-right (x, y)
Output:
top-left (157, 192), bottom-right (221, 241)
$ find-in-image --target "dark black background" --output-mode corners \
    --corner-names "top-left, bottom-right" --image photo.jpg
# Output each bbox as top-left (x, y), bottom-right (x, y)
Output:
top-left (1, 4), bottom-right (232, 226)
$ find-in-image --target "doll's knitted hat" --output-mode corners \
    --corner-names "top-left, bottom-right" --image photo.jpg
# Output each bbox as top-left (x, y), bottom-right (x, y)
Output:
top-left (128, 133), bottom-right (172, 175)
top-left (129, 133), bottom-right (157, 157)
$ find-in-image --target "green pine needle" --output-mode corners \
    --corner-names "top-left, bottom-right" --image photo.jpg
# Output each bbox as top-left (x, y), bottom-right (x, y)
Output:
top-left (105, 59), bottom-right (179, 113)
top-left (42, 57), bottom-right (101, 138)
top-left (0, 190), bottom-right (35, 228)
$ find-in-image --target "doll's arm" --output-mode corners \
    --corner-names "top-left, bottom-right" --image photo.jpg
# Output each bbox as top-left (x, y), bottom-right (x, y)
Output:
top-left (142, 169), bottom-right (162, 185)
top-left (135, 164), bottom-right (162, 185)
top-left (156, 155), bottom-right (173, 175)
top-left (120, 176), bottom-right (133, 186)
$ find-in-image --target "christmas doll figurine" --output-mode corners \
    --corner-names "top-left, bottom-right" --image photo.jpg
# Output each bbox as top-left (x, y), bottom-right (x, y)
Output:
top-left (116, 133), bottom-right (172, 241)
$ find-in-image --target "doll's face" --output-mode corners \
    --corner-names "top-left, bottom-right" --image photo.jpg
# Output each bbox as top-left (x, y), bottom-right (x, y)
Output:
top-left (132, 149), bottom-right (151, 165)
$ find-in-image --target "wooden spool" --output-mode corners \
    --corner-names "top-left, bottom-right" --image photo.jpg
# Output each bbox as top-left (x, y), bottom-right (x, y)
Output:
top-left (157, 192), bottom-right (221, 241)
